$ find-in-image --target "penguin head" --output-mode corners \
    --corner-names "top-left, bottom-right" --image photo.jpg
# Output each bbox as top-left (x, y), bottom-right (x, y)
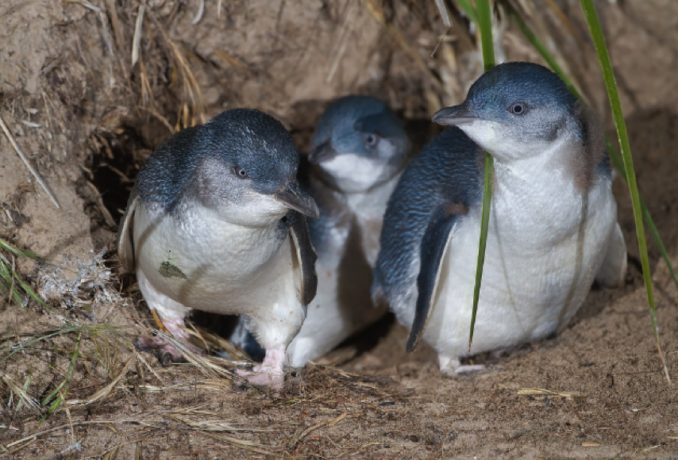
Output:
top-left (433, 62), bottom-right (579, 162)
top-left (308, 96), bottom-right (410, 193)
top-left (190, 109), bottom-right (318, 225)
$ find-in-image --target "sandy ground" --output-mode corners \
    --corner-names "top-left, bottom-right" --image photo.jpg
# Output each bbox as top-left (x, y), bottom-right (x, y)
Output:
top-left (1, 0), bottom-right (678, 458)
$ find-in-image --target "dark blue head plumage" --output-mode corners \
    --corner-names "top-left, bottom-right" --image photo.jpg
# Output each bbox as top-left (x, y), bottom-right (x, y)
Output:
top-left (309, 95), bottom-right (409, 164)
top-left (307, 96), bottom-right (410, 193)
top-left (136, 108), bottom-right (318, 218)
top-left (464, 62), bottom-right (576, 118)
top-left (433, 62), bottom-right (585, 161)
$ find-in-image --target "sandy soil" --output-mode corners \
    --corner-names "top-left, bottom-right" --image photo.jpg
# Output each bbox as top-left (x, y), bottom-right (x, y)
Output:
top-left (1, 0), bottom-right (678, 458)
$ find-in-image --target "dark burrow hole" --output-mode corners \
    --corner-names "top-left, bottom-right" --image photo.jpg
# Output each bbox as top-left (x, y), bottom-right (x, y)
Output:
top-left (89, 127), bottom-right (149, 225)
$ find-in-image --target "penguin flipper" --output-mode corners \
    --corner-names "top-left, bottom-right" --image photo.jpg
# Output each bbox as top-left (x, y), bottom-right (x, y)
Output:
top-left (288, 210), bottom-right (319, 306)
top-left (406, 205), bottom-right (462, 352)
top-left (595, 222), bottom-right (627, 287)
top-left (116, 186), bottom-right (140, 273)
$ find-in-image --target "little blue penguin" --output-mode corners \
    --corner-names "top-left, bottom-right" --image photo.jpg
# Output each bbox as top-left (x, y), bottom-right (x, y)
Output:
top-left (116, 108), bottom-right (319, 389)
top-left (373, 62), bottom-right (627, 375)
top-left (233, 95), bottom-right (411, 366)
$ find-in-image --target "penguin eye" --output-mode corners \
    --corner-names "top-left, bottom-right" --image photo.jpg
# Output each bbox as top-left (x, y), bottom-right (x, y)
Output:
top-left (365, 133), bottom-right (380, 148)
top-left (509, 102), bottom-right (527, 115)
top-left (234, 166), bottom-right (248, 179)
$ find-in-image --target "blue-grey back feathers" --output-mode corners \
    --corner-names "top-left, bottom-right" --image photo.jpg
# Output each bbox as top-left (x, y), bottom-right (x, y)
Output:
top-left (373, 127), bottom-right (484, 307)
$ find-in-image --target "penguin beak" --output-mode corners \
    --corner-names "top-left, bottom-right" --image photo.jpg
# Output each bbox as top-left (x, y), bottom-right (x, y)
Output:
top-left (307, 140), bottom-right (337, 164)
top-left (432, 104), bottom-right (478, 126)
top-left (274, 182), bottom-right (320, 219)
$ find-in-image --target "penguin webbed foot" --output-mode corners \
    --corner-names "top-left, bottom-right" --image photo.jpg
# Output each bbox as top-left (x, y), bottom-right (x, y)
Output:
top-left (135, 336), bottom-right (186, 366)
top-left (235, 346), bottom-right (286, 390)
top-left (135, 316), bottom-right (204, 366)
top-left (439, 355), bottom-right (486, 376)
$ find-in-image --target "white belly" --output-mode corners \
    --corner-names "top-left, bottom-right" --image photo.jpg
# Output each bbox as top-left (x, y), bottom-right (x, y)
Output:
top-left (286, 240), bottom-right (386, 366)
top-left (285, 179), bottom-right (397, 366)
top-left (404, 163), bottom-right (618, 359)
top-left (133, 203), bottom-right (301, 323)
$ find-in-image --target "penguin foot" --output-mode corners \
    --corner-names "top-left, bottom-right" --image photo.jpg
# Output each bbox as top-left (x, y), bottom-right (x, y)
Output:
top-left (135, 335), bottom-right (204, 366)
top-left (452, 364), bottom-right (486, 374)
top-left (135, 336), bottom-right (186, 366)
top-left (236, 368), bottom-right (284, 389)
top-left (439, 355), bottom-right (486, 376)
top-left (235, 346), bottom-right (286, 390)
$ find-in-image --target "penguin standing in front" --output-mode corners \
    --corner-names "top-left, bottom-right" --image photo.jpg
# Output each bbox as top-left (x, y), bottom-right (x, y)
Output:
top-left (373, 62), bottom-right (627, 374)
top-left (117, 109), bottom-right (319, 389)
top-left (234, 96), bottom-right (411, 366)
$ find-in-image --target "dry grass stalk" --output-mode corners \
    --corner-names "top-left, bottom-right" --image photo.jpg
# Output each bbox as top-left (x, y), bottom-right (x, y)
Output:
top-left (361, 0), bottom-right (443, 92)
top-left (169, 414), bottom-right (271, 433)
top-left (188, 325), bottom-right (251, 362)
top-left (0, 115), bottom-right (60, 209)
top-left (67, 356), bottom-right (136, 406)
top-left (138, 60), bottom-right (154, 107)
top-left (3, 419), bottom-right (161, 453)
top-left (197, 431), bottom-right (281, 457)
top-left (86, 180), bottom-right (116, 227)
top-left (326, 0), bottom-right (358, 83)
top-left (131, 4), bottom-right (146, 67)
top-left (289, 411), bottom-right (350, 448)
top-left (149, 331), bottom-right (249, 386)
top-left (516, 388), bottom-right (584, 400)
top-left (59, 391), bottom-right (76, 446)
top-left (0, 370), bottom-right (40, 414)
top-left (213, 50), bottom-right (254, 78)
top-left (132, 348), bottom-right (166, 385)
top-left (103, 0), bottom-right (125, 54)
top-left (148, 12), bottom-right (207, 126)
top-left (136, 106), bottom-right (174, 133)
top-left (136, 379), bottom-right (232, 394)
top-left (192, 0), bottom-right (205, 25)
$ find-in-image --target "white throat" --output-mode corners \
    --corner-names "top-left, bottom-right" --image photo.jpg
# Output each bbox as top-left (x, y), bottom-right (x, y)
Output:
top-left (320, 154), bottom-right (392, 193)
top-left (459, 119), bottom-right (562, 163)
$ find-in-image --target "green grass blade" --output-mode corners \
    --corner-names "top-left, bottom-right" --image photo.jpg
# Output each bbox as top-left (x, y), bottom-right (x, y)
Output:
top-left (476, 0), bottom-right (495, 71)
top-left (0, 238), bottom-right (45, 307)
top-left (7, 263), bottom-right (45, 307)
top-left (0, 259), bottom-right (23, 306)
top-left (466, 0), bottom-right (495, 350)
top-left (453, 0), bottom-right (479, 26)
top-left (42, 332), bottom-right (81, 411)
top-left (510, 4), bottom-right (678, 296)
top-left (470, 154), bottom-right (493, 348)
top-left (580, 0), bottom-right (669, 382)
top-left (0, 238), bottom-right (41, 260)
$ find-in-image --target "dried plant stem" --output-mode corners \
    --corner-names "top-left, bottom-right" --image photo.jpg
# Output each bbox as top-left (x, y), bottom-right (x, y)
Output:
top-left (0, 115), bottom-right (60, 209)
